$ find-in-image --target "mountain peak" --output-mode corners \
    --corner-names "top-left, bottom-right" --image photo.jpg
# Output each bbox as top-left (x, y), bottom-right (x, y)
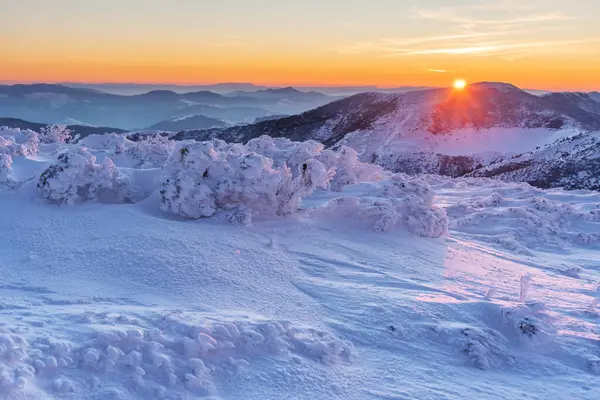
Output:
top-left (469, 82), bottom-right (522, 92)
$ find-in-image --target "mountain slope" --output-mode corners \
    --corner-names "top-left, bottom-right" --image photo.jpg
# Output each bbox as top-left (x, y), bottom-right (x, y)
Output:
top-left (0, 117), bottom-right (126, 137)
top-left (179, 83), bottom-right (600, 150)
top-left (468, 131), bottom-right (600, 190)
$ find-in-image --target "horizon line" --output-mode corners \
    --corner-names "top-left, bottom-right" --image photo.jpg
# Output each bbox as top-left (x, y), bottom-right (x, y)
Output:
top-left (2, 80), bottom-right (597, 93)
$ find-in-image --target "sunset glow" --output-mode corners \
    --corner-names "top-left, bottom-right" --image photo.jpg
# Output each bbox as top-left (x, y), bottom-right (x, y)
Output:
top-left (453, 79), bottom-right (467, 90)
top-left (2, 0), bottom-right (600, 90)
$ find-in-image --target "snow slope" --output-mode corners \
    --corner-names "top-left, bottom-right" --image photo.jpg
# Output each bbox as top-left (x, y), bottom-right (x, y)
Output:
top-left (1, 129), bottom-right (600, 399)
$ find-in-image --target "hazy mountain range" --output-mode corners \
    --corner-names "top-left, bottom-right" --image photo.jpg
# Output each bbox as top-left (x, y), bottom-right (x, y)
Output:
top-left (0, 84), bottom-right (340, 130)
top-left (57, 82), bottom-right (436, 96)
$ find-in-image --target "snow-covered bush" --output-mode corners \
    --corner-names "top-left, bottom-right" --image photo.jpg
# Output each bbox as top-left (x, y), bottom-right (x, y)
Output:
top-left (38, 148), bottom-right (131, 205)
top-left (39, 124), bottom-right (72, 144)
top-left (0, 127), bottom-right (40, 156)
top-left (126, 134), bottom-right (175, 168)
top-left (313, 175), bottom-right (448, 237)
top-left (160, 140), bottom-right (333, 220)
top-left (80, 133), bottom-right (126, 152)
top-left (319, 146), bottom-right (385, 190)
top-left (0, 154), bottom-right (12, 183)
top-left (246, 136), bottom-right (385, 191)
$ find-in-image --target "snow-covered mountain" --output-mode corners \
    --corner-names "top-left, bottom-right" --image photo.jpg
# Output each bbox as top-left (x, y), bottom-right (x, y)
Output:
top-left (467, 130), bottom-right (600, 190)
top-left (588, 91), bottom-right (600, 102)
top-left (181, 82), bottom-right (600, 145)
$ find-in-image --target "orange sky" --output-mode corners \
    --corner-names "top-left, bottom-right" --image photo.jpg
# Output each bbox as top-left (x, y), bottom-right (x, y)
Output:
top-left (2, 0), bottom-right (600, 91)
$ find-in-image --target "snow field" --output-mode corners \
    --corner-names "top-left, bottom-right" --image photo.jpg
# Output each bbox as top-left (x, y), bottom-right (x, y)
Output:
top-left (1, 125), bottom-right (600, 399)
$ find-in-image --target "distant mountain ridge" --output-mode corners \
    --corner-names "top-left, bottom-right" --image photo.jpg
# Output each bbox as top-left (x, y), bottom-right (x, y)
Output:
top-left (0, 84), bottom-right (339, 129)
top-left (177, 82), bottom-right (600, 145)
top-left (0, 117), bottom-right (126, 137)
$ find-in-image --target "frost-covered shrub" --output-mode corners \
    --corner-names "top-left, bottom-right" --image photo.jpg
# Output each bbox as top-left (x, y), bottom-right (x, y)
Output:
top-left (245, 136), bottom-right (384, 191)
top-left (313, 175), bottom-right (448, 237)
top-left (39, 125), bottom-right (72, 144)
top-left (160, 140), bottom-right (332, 220)
top-left (0, 154), bottom-right (12, 183)
top-left (80, 133), bottom-right (126, 153)
top-left (319, 146), bottom-right (385, 191)
top-left (126, 134), bottom-right (175, 168)
top-left (38, 148), bottom-right (131, 205)
top-left (0, 127), bottom-right (40, 156)
top-left (461, 327), bottom-right (513, 370)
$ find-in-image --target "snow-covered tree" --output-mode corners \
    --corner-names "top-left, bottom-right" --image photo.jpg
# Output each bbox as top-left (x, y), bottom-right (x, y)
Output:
top-left (160, 140), bottom-right (333, 220)
top-left (38, 148), bottom-right (131, 205)
top-left (39, 125), bottom-right (72, 144)
top-left (0, 128), bottom-right (40, 156)
top-left (125, 134), bottom-right (175, 168)
top-left (0, 154), bottom-right (12, 183)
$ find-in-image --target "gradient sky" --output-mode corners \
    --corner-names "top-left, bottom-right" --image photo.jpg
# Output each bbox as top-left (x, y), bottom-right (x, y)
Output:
top-left (2, 0), bottom-right (600, 90)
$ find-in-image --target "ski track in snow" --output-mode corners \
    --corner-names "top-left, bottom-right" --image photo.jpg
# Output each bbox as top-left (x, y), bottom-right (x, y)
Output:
top-left (1, 135), bottom-right (600, 399)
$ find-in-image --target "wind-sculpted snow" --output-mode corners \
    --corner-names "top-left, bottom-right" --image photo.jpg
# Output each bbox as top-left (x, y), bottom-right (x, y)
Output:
top-left (312, 174), bottom-right (448, 237)
top-left (37, 148), bottom-right (132, 205)
top-left (0, 312), bottom-right (352, 399)
top-left (428, 176), bottom-right (600, 253)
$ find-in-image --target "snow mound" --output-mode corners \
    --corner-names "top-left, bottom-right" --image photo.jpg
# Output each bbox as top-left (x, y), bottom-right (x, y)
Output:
top-left (160, 139), bottom-right (333, 220)
top-left (312, 174), bottom-right (448, 237)
top-left (38, 148), bottom-right (132, 205)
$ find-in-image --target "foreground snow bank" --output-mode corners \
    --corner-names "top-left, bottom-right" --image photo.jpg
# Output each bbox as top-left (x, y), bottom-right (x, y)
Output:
top-left (0, 311), bottom-right (352, 399)
top-left (312, 175), bottom-right (448, 237)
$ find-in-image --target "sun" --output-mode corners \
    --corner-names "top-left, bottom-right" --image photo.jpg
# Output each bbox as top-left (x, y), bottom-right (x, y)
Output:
top-left (453, 79), bottom-right (467, 90)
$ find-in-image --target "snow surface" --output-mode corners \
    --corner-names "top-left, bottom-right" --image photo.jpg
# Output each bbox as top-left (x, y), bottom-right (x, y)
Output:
top-left (1, 128), bottom-right (599, 399)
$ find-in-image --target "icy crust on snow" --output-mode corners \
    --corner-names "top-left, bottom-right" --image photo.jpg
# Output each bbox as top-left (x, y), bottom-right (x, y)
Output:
top-left (312, 174), bottom-right (448, 237)
top-left (427, 175), bottom-right (600, 253)
top-left (0, 313), bottom-right (352, 399)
